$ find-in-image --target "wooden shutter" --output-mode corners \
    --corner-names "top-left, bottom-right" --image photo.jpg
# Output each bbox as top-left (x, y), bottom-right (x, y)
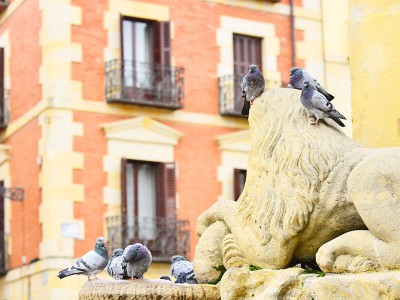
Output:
top-left (233, 34), bottom-right (262, 76)
top-left (156, 162), bottom-right (176, 219)
top-left (120, 158), bottom-right (128, 241)
top-left (233, 169), bottom-right (247, 201)
top-left (0, 180), bottom-right (5, 271)
top-left (233, 169), bottom-right (242, 201)
top-left (153, 21), bottom-right (171, 66)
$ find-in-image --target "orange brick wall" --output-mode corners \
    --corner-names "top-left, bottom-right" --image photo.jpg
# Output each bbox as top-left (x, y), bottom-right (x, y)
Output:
top-left (8, 0), bottom-right (42, 121)
top-left (5, 0), bottom-right (42, 269)
top-left (71, 0), bottom-right (108, 102)
top-left (7, 120), bottom-right (42, 268)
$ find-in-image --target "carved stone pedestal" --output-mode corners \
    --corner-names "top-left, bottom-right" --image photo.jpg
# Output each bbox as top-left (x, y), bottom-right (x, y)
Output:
top-left (78, 279), bottom-right (220, 300)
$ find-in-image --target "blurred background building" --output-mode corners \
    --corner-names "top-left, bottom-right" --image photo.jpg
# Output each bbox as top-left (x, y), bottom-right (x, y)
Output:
top-left (0, 0), bottom-right (352, 298)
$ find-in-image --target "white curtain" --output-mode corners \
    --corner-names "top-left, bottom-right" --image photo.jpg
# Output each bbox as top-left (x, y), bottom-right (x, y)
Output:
top-left (126, 163), bottom-right (135, 240)
top-left (137, 163), bottom-right (157, 240)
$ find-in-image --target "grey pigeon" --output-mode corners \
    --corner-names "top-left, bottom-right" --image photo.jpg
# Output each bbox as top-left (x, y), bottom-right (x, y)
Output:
top-left (300, 80), bottom-right (346, 127)
top-left (240, 64), bottom-right (265, 116)
top-left (123, 243), bottom-right (152, 279)
top-left (57, 236), bottom-right (108, 280)
top-left (171, 255), bottom-right (198, 284)
top-left (106, 248), bottom-right (125, 279)
top-left (289, 67), bottom-right (334, 101)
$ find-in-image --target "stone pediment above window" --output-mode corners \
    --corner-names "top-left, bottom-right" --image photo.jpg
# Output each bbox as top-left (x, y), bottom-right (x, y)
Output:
top-left (101, 116), bottom-right (183, 146)
top-left (216, 130), bottom-right (250, 153)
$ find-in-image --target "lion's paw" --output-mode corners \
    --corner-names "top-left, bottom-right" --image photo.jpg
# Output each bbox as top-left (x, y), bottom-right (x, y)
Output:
top-left (316, 242), bottom-right (336, 272)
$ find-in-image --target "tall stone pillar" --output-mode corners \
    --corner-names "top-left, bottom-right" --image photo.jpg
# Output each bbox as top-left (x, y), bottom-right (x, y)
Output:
top-left (349, 1), bottom-right (400, 147)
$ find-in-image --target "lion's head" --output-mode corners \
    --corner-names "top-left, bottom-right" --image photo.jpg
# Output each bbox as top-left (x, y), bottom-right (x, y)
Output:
top-left (238, 88), bottom-right (356, 241)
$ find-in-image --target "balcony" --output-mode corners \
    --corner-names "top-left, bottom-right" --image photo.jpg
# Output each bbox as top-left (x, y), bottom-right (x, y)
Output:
top-left (218, 74), bottom-right (286, 117)
top-left (105, 60), bottom-right (184, 109)
top-left (106, 215), bottom-right (190, 262)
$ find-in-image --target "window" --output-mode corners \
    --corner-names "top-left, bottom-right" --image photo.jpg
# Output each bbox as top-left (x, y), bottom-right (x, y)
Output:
top-left (121, 159), bottom-right (177, 258)
top-left (105, 17), bottom-right (184, 108)
top-left (233, 33), bottom-right (262, 77)
top-left (0, 1), bottom-right (8, 12)
top-left (233, 168), bottom-right (247, 201)
top-left (219, 34), bottom-right (263, 116)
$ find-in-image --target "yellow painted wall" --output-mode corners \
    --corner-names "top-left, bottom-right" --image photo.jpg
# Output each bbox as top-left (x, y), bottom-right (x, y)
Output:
top-left (349, 1), bottom-right (400, 147)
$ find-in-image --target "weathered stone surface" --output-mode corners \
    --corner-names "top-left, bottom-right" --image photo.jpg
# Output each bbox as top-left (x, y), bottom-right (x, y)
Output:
top-left (220, 267), bottom-right (400, 300)
top-left (195, 88), bottom-right (400, 283)
top-left (78, 279), bottom-right (220, 300)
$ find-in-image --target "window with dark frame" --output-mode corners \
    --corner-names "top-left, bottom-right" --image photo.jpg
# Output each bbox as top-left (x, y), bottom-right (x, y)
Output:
top-left (121, 159), bottom-right (177, 259)
top-left (219, 34), bottom-right (263, 116)
top-left (233, 168), bottom-right (247, 201)
top-left (120, 17), bottom-right (174, 102)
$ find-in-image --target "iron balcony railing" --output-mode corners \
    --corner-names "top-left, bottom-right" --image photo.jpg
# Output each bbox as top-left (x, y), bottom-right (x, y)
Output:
top-left (106, 215), bottom-right (190, 262)
top-left (105, 60), bottom-right (184, 109)
top-left (0, 89), bottom-right (9, 129)
top-left (218, 74), bottom-right (286, 117)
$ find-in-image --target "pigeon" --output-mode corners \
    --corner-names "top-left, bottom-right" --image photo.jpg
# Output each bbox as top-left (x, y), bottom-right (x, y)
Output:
top-left (106, 248), bottom-right (125, 279)
top-left (57, 236), bottom-right (108, 280)
top-left (171, 255), bottom-right (198, 284)
top-left (123, 243), bottom-right (152, 279)
top-left (240, 64), bottom-right (265, 116)
top-left (300, 80), bottom-right (346, 127)
top-left (289, 67), bottom-right (334, 101)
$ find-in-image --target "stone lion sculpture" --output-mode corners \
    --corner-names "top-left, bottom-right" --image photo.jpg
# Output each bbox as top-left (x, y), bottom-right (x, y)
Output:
top-left (194, 88), bottom-right (400, 283)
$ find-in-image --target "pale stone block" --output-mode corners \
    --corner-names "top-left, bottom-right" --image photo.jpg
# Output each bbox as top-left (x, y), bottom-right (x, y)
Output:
top-left (264, 55), bottom-right (278, 73)
top-left (40, 24), bottom-right (71, 45)
top-left (42, 43), bottom-right (82, 62)
top-left (296, 41), bottom-right (323, 60)
top-left (42, 3), bottom-right (82, 26)
top-left (42, 79), bottom-right (82, 101)
top-left (40, 60), bottom-right (72, 80)
top-left (40, 239), bottom-right (74, 258)
top-left (103, 187), bottom-right (120, 205)
top-left (221, 16), bottom-right (275, 37)
top-left (217, 63), bottom-right (234, 77)
top-left (303, 0), bottom-right (321, 11)
top-left (216, 29), bottom-right (232, 47)
top-left (107, 172), bottom-right (121, 189)
top-left (104, 48), bottom-right (120, 62)
top-left (263, 37), bottom-right (280, 56)
top-left (110, 1), bottom-right (169, 21)
top-left (108, 31), bottom-right (120, 50)
top-left (104, 11), bottom-right (119, 31)
top-left (108, 141), bottom-right (174, 163)
top-left (103, 156), bottom-right (121, 173)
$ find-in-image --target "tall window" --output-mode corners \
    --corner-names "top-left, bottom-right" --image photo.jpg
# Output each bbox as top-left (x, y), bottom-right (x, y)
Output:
top-left (218, 34), bottom-right (262, 116)
top-left (120, 17), bottom-right (171, 100)
top-left (121, 159), bottom-right (177, 256)
top-left (233, 169), bottom-right (247, 201)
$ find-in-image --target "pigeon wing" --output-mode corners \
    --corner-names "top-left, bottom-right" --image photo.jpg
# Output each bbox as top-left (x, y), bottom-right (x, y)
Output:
top-left (310, 92), bottom-right (334, 113)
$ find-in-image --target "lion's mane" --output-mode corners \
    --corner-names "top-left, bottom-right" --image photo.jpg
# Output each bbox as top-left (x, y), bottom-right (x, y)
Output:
top-left (238, 88), bottom-right (356, 241)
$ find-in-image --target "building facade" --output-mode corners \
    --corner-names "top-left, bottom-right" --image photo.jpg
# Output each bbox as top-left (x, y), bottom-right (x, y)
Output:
top-left (0, 0), bottom-right (350, 298)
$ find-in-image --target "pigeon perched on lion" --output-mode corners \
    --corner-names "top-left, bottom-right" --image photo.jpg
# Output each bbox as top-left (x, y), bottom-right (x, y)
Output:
top-left (194, 88), bottom-right (400, 283)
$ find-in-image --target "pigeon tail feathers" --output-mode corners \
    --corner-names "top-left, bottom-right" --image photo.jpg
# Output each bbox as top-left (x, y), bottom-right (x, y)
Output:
top-left (330, 116), bottom-right (345, 127)
top-left (57, 268), bottom-right (84, 279)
